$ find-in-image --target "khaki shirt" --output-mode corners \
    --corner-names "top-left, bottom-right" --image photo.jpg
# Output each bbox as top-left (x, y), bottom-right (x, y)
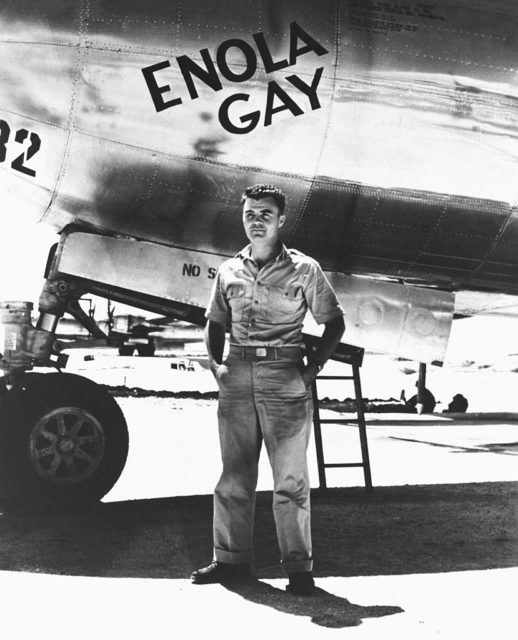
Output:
top-left (205, 244), bottom-right (344, 347)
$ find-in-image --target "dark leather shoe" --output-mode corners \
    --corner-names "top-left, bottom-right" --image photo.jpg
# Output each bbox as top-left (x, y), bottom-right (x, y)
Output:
top-left (286, 571), bottom-right (315, 595)
top-left (191, 561), bottom-right (251, 584)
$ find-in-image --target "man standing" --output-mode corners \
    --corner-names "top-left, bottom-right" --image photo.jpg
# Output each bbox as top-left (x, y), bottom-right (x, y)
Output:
top-left (191, 184), bottom-right (345, 595)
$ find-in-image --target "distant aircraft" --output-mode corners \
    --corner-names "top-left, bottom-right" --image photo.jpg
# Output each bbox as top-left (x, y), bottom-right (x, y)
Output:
top-left (55, 298), bottom-right (205, 356)
top-left (0, 0), bottom-right (517, 510)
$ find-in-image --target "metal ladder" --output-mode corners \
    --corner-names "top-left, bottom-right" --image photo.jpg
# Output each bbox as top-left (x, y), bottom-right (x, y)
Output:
top-left (305, 338), bottom-right (373, 493)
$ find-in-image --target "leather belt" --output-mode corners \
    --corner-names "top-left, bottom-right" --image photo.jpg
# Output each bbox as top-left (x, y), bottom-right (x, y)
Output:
top-left (228, 345), bottom-right (303, 361)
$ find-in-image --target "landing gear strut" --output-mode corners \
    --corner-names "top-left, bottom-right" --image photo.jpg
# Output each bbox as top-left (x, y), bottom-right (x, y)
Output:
top-left (0, 231), bottom-right (207, 511)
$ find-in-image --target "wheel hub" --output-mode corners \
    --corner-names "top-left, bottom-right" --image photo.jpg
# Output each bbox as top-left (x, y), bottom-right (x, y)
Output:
top-left (29, 407), bottom-right (106, 483)
top-left (57, 436), bottom-right (76, 454)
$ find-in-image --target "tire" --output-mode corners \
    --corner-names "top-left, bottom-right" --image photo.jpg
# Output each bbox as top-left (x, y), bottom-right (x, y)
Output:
top-left (0, 373), bottom-right (129, 512)
top-left (137, 343), bottom-right (155, 357)
top-left (118, 345), bottom-right (135, 356)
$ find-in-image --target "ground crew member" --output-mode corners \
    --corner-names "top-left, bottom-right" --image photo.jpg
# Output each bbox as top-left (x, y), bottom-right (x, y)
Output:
top-left (191, 184), bottom-right (345, 595)
top-left (405, 383), bottom-right (436, 414)
top-left (443, 393), bottom-right (468, 413)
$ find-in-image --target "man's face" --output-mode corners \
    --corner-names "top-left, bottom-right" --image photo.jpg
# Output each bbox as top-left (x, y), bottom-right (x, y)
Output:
top-left (242, 196), bottom-right (286, 244)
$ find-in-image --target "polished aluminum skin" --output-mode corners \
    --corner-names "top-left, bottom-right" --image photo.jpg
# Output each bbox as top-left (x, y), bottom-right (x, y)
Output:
top-left (57, 231), bottom-right (454, 362)
top-left (0, 0), bottom-right (517, 296)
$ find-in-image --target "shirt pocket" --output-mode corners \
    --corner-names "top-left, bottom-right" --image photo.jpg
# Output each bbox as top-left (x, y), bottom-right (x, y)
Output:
top-left (267, 283), bottom-right (305, 324)
top-left (226, 283), bottom-right (250, 321)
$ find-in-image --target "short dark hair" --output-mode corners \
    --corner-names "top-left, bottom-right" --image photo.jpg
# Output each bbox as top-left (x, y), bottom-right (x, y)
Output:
top-left (241, 184), bottom-right (287, 214)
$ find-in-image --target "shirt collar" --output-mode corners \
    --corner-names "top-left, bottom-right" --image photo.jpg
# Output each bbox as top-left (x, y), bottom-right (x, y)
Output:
top-left (237, 243), bottom-right (290, 264)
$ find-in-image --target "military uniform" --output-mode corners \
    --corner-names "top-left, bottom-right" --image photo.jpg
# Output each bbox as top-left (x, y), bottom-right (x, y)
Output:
top-left (206, 244), bottom-right (343, 574)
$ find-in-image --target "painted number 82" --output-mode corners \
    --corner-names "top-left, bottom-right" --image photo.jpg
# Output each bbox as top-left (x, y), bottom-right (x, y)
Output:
top-left (0, 119), bottom-right (41, 178)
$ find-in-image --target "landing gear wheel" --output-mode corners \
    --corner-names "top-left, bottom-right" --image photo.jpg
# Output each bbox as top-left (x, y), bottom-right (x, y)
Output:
top-left (118, 345), bottom-right (135, 356)
top-left (137, 343), bottom-right (155, 357)
top-left (0, 373), bottom-right (129, 512)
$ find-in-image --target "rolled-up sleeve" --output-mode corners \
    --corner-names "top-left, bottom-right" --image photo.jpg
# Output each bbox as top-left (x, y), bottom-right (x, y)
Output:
top-left (205, 269), bottom-right (230, 324)
top-left (304, 262), bottom-right (344, 324)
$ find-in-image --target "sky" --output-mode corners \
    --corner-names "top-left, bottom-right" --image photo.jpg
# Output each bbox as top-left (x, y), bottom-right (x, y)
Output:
top-left (0, 218), bottom-right (57, 305)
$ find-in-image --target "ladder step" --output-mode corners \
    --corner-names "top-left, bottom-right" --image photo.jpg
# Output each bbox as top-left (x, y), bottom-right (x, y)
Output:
top-left (323, 463), bottom-right (365, 468)
top-left (317, 375), bottom-right (355, 380)
top-left (319, 418), bottom-right (360, 424)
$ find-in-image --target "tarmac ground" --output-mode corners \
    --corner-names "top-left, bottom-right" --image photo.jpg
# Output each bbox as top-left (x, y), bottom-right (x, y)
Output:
top-left (0, 398), bottom-right (517, 639)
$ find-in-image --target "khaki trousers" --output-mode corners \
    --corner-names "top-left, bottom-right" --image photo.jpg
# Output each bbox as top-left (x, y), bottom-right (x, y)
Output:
top-left (213, 350), bottom-right (313, 575)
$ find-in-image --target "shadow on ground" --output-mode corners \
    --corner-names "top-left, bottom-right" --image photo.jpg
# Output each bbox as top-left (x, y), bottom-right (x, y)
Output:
top-left (1, 481), bottom-right (517, 578)
top-left (0, 482), bottom-right (516, 626)
top-left (222, 579), bottom-right (403, 628)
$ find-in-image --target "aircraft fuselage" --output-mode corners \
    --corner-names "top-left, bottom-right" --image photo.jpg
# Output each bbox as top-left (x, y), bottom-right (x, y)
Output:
top-left (0, 0), bottom-right (517, 295)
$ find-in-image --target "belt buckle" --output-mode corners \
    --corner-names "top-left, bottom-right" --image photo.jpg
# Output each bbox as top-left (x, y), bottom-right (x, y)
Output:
top-left (255, 347), bottom-right (267, 358)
